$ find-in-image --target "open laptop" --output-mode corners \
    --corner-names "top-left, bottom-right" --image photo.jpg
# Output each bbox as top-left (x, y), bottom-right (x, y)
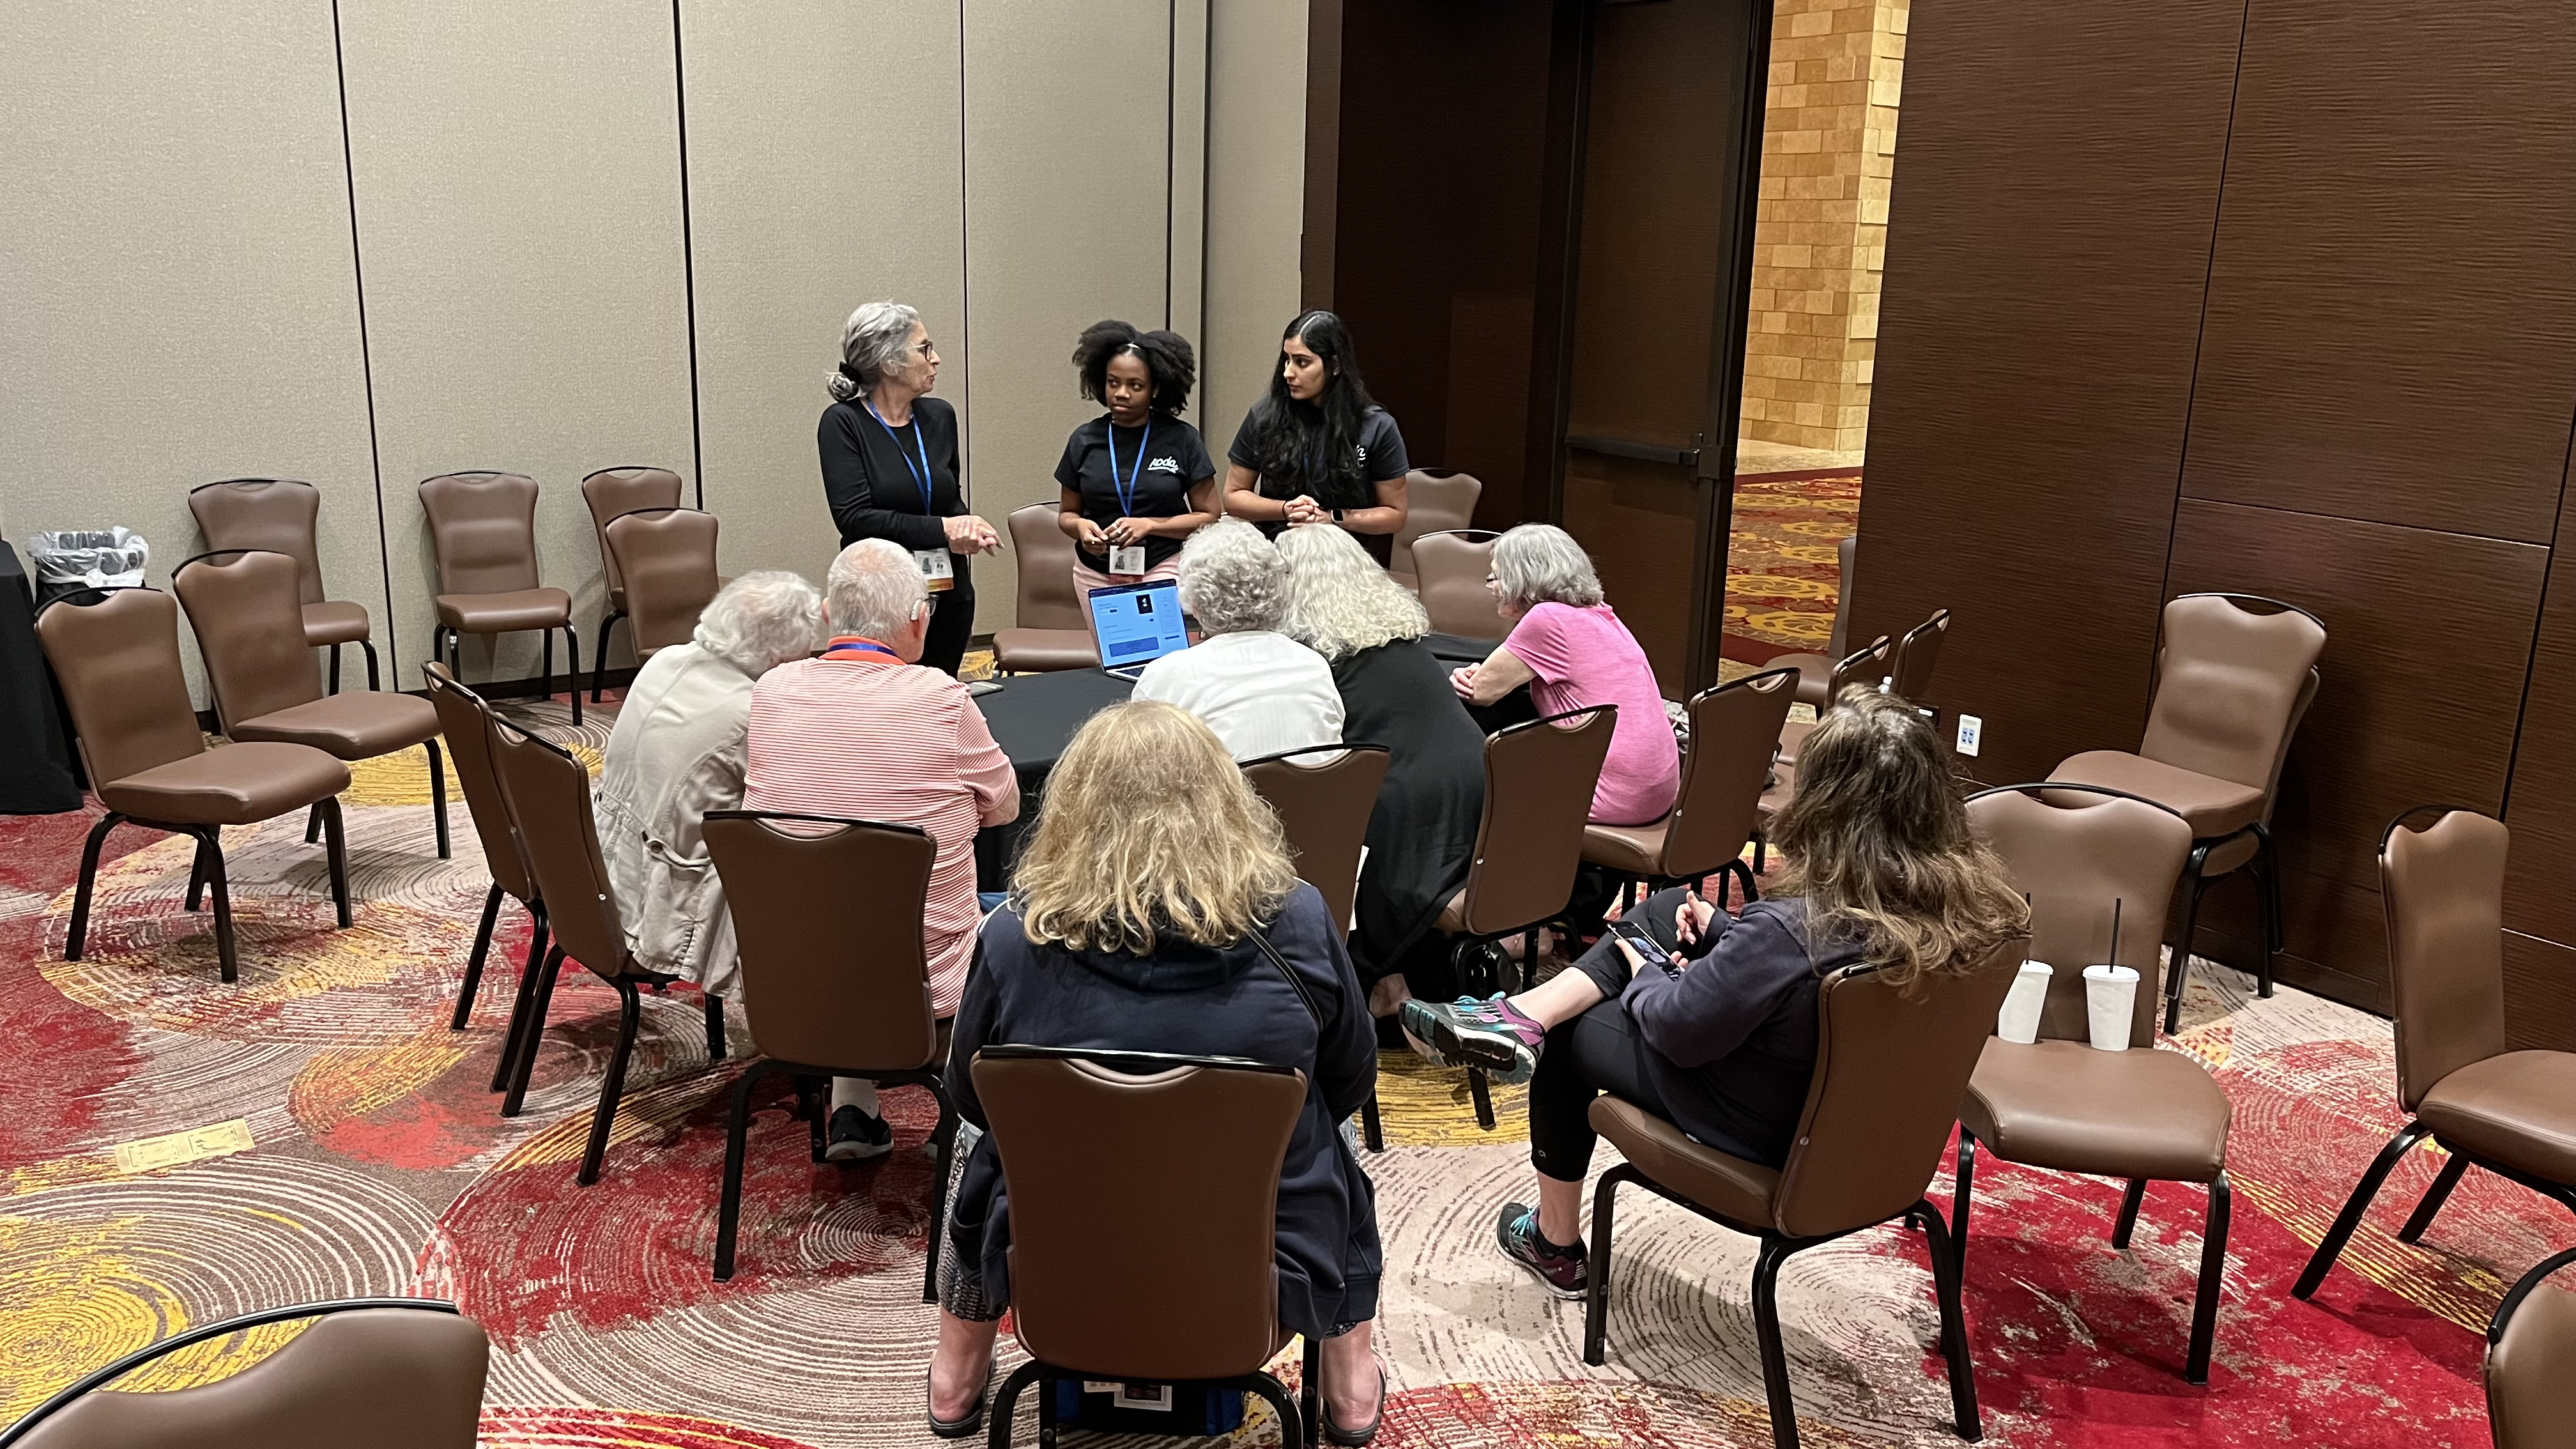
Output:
top-left (1085, 578), bottom-right (1193, 680)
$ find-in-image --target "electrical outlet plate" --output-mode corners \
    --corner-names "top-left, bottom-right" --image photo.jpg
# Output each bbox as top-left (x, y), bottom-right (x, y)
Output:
top-left (1956, 714), bottom-right (1982, 757)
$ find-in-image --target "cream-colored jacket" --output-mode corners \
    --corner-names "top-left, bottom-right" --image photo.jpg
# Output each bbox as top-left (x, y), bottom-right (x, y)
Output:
top-left (594, 642), bottom-right (754, 996)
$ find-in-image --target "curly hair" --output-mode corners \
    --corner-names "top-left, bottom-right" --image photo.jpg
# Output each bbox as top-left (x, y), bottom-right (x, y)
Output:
top-left (1071, 319), bottom-right (1197, 414)
top-left (1767, 689), bottom-right (2030, 990)
top-left (1176, 518), bottom-right (1289, 634)
top-left (693, 570), bottom-right (822, 675)
top-left (1237, 310), bottom-right (1378, 510)
top-left (1490, 524), bottom-right (1606, 612)
top-left (1276, 521), bottom-right (1427, 661)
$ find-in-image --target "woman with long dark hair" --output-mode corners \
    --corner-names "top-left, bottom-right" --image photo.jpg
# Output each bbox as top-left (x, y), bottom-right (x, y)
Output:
top-left (1055, 320), bottom-right (1218, 591)
top-left (1222, 310), bottom-right (1411, 565)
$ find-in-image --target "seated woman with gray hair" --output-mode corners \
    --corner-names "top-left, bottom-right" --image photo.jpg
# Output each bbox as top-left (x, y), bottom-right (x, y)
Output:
top-left (1133, 518), bottom-right (1344, 760)
top-left (596, 570), bottom-right (824, 998)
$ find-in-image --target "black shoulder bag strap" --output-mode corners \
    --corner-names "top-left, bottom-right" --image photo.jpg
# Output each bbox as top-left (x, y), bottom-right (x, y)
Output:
top-left (1247, 924), bottom-right (1325, 1029)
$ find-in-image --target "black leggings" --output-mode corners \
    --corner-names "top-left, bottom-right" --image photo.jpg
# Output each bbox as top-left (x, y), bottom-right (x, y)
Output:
top-left (1528, 886), bottom-right (1689, 1184)
top-left (922, 582), bottom-right (975, 677)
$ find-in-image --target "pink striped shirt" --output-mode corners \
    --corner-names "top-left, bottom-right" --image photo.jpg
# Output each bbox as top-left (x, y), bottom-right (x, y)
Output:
top-left (742, 652), bottom-right (1020, 1015)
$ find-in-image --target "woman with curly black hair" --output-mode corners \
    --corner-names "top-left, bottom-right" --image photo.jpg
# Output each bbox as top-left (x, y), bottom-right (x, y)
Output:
top-left (1222, 310), bottom-right (1411, 565)
top-left (1054, 319), bottom-right (1219, 590)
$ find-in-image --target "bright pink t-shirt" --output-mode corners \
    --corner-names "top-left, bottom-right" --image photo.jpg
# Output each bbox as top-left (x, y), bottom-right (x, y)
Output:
top-left (1503, 602), bottom-right (1680, 825)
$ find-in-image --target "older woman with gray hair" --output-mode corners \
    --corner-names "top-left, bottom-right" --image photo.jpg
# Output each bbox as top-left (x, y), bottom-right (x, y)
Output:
top-left (1133, 518), bottom-right (1343, 760)
top-left (596, 570), bottom-right (825, 998)
top-left (1452, 523), bottom-right (1676, 826)
top-left (820, 298), bottom-right (1001, 675)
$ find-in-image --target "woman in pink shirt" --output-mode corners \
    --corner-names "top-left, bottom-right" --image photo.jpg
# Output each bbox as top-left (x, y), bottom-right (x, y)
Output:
top-left (1450, 525), bottom-right (1678, 827)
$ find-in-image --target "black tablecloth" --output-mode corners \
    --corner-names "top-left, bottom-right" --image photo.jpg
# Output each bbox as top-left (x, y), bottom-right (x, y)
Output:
top-left (1424, 630), bottom-right (1503, 666)
top-left (972, 668), bottom-right (1135, 889)
top-left (0, 541), bottom-right (83, 814)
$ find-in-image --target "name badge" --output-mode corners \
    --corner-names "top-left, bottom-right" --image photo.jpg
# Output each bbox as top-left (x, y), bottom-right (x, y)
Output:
top-left (1108, 545), bottom-right (1147, 578)
top-left (913, 548), bottom-right (956, 592)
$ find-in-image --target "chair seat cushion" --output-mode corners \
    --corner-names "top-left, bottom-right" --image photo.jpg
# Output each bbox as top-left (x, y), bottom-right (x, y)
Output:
top-left (231, 693), bottom-right (441, 760)
top-left (301, 599), bottom-right (372, 647)
top-left (1590, 1096), bottom-right (1779, 1229)
top-left (1772, 652), bottom-right (1832, 709)
top-left (1392, 571), bottom-right (1420, 595)
top-left (435, 587), bottom-right (572, 632)
top-left (2050, 750), bottom-right (2265, 840)
top-left (2418, 1050), bottom-right (2576, 1186)
top-left (100, 743), bottom-right (351, 826)
top-left (1583, 818), bottom-right (1669, 877)
top-left (993, 627), bottom-right (1098, 673)
top-left (1961, 1038), bottom-right (2230, 1182)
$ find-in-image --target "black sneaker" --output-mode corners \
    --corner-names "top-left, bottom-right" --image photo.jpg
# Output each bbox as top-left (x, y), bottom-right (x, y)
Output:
top-left (825, 1105), bottom-right (893, 1163)
top-left (1496, 1202), bottom-right (1587, 1300)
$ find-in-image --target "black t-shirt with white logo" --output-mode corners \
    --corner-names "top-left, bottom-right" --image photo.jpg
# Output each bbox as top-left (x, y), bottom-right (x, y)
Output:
top-left (1228, 404), bottom-right (1410, 564)
top-left (1055, 413), bottom-right (1218, 570)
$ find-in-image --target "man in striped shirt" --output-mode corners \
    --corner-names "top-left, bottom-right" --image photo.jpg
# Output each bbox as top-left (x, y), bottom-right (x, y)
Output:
top-left (744, 539), bottom-right (1019, 1160)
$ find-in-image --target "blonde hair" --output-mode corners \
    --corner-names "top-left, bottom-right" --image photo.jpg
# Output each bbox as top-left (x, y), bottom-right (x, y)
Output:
top-left (1013, 700), bottom-right (1300, 953)
top-left (1768, 689), bottom-right (2029, 989)
top-left (1277, 522), bottom-right (1428, 661)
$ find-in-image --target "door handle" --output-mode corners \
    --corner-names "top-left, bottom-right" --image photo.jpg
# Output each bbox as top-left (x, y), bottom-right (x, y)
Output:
top-left (1567, 433), bottom-right (1703, 470)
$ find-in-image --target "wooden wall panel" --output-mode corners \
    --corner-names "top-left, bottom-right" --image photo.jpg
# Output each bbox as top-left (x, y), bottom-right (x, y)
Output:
top-left (2177, 0), bottom-right (2576, 542)
top-left (2504, 478), bottom-right (2576, 947)
top-left (2503, 931), bottom-right (2576, 1055)
top-left (1854, 0), bottom-right (2247, 790)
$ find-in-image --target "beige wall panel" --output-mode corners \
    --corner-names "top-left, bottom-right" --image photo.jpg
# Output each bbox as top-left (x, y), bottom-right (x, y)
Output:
top-left (1, 0), bottom-right (382, 708)
top-left (1201, 0), bottom-right (1310, 457)
top-left (680, 0), bottom-right (969, 599)
top-left (962, 0), bottom-right (1175, 633)
top-left (339, 0), bottom-right (695, 689)
top-left (1168, 0), bottom-right (1211, 422)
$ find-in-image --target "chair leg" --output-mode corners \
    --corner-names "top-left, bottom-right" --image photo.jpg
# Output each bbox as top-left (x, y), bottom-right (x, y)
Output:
top-left (426, 739), bottom-right (450, 859)
top-left (564, 625), bottom-right (583, 727)
top-left (988, 1360), bottom-right (1045, 1449)
top-left (2187, 1172), bottom-right (2230, 1386)
top-left (1301, 1336), bottom-right (1322, 1449)
top-left (185, 835), bottom-right (210, 910)
top-left (359, 637), bottom-right (381, 691)
top-left (1752, 830), bottom-right (1767, 874)
top-left (2292, 1119), bottom-right (2432, 1299)
top-left (453, 881), bottom-right (503, 1030)
top-left (541, 627), bottom-right (554, 707)
top-left (1750, 1237), bottom-right (1804, 1449)
top-left (1468, 1070), bottom-right (1494, 1131)
top-left (1361, 1089), bottom-right (1384, 1153)
top-left (713, 1059), bottom-right (771, 1280)
top-left (1244, 1372), bottom-right (1303, 1449)
top-left (924, 1077), bottom-right (961, 1305)
top-left (197, 827), bottom-right (239, 984)
top-left (2251, 822), bottom-right (2279, 998)
top-left (1913, 1200), bottom-right (1982, 1441)
top-left (1728, 855), bottom-right (1761, 907)
top-left (1582, 1163), bottom-right (1632, 1367)
top-left (489, 903), bottom-right (551, 1091)
top-left (305, 801), bottom-right (325, 845)
top-left (66, 813), bottom-right (123, 961)
top-left (804, 1077), bottom-right (827, 1162)
top-left (1951, 1131), bottom-right (1977, 1285)
top-left (703, 991), bottom-right (728, 1060)
top-left (1521, 927), bottom-right (1540, 992)
top-left (329, 643), bottom-right (343, 696)
top-left (592, 610), bottom-right (624, 703)
top-left (2165, 843), bottom-right (2214, 1035)
top-left (576, 977), bottom-right (643, 1185)
top-left (320, 797), bottom-right (351, 928)
top-left (500, 944), bottom-right (566, 1117)
top-left (2112, 1179), bottom-right (2148, 1250)
top-left (2398, 1150), bottom-right (2469, 1245)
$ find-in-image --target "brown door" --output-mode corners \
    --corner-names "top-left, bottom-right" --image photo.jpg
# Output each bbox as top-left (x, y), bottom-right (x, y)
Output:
top-left (1554, 0), bottom-right (1774, 696)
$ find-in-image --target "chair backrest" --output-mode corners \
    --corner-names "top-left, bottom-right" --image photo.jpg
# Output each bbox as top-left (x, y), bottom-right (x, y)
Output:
top-left (1889, 609), bottom-right (1949, 702)
top-left (1826, 635), bottom-right (1892, 702)
top-left (1413, 528), bottom-right (1503, 638)
top-left (604, 507), bottom-right (721, 655)
top-left (1660, 667), bottom-right (1798, 877)
top-left (1968, 784), bottom-right (2193, 1048)
top-left (1390, 470), bottom-right (1483, 575)
top-left (1770, 937), bottom-right (2025, 1239)
top-left (579, 466), bottom-right (684, 604)
top-left (702, 811), bottom-right (941, 1071)
top-left (2140, 593), bottom-right (2326, 797)
top-left (1457, 705), bottom-right (1617, 935)
top-left (172, 550), bottom-right (323, 732)
top-left (486, 717), bottom-right (627, 976)
top-left (4, 1301), bottom-right (487, 1449)
top-left (2487, 1247), bottom-right (2576, 1449)
top-left (418, 471), bottom-right (543, 597)
top-left (32, 587), bottom-right (206, 788)
top-left (1826, 533), bottom-right (1857, 661)
top-left (970, 1046), bottom-right (1307, 1381)
top-left (188, 479), bottom-right (327, 605)
top-left (2382, 806), bottom-right (2510, 1112)
top-left (1008, 502), bottom-right (1087, 631)
top-left (421, 663), bottom-right (537, 904)
top-left (1241, 744), bottom-right (1393, 932)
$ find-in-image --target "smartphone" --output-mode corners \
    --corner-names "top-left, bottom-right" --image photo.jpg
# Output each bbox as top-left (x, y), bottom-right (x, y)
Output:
top-left (1609, 921), bottom-right (1677, 970)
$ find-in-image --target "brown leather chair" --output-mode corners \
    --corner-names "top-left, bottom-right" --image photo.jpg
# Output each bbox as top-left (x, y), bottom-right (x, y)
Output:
top-left (486, 717), bottom-right (724, 1179)
top-left (2488, 1247), bottom-right (2576, 1449)
top-left (702, 811), bottom-right (961, 1291)
top-left (1, 1298), bottom-right (486, 1449)
top-left (578, 466), bottom-right (684, 695)
top-left (1412, 528), bottom-right (1504, 640)
top-left (2293, 807), bottom-right (2576, 1302)
top-left (173, 550), bottom-right (448, 860)
top-left (970, 1045), bottom-right (1318, 1449)
top-left (1766, 533), bottom-right (1858, 710)
top-left (1889, 608), bottom-right (1951, 703)
top-left (993, 502), bottom-right (1100, 674)
top-left (1435, 704), bottom-right (1617, 1129)
top-left (187, 478), bottom-right (379, 693)
top-left (37, 587), bottom-right (351, 984)
top-left (419, 470), bottom-right (581, 726)
top-left (1775, 634), bottom-right (1890, 768)
top-left (1390, 469), bottom-right (1484, 588)
top-left (1584, 666), bottom-right (1797, 909)
top-left (590, 507), bottom-right (721, 702)
top-left (421, 663), bottom-right (551, 1082)
top-left (2051, 593), bottom-right (2325, 1029)
top-left (1582, 937), bottom-right (2023, 1449)
top-left (1959, 783), bottom-right (2231, 1383)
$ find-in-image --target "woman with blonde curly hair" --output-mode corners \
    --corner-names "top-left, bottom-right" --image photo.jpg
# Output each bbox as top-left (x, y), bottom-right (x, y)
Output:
top-left (928, 700), bottom-right (1387, 1444)
top-left (1402, 690), bottom-right (2027, 1301)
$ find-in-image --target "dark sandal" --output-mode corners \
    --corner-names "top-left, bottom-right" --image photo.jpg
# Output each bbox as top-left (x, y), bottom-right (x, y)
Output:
top-left (925, 1365), bottom-right (989, 1439)
top-left (1322, 1363), bottom-right (1386, 1447)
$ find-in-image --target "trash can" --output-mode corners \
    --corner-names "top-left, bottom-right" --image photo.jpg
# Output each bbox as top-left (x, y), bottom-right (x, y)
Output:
top-left (27, 528), bottom-right (150, 610)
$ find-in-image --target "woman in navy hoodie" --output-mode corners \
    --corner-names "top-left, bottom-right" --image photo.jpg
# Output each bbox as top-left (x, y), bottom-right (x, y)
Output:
top-left (926, 700), bottom-right (1386, 1444)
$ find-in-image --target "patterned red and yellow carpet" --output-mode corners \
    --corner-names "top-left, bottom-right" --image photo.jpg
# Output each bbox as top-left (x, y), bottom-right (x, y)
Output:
top-left (3, 699), bottom-right (2558, 1446)
top-left (1726, 469), bottom-right (1861, 666)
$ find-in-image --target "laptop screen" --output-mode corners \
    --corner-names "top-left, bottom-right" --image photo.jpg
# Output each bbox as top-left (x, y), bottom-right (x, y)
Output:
top-left (1085, 580), bottom-right (1192, 669)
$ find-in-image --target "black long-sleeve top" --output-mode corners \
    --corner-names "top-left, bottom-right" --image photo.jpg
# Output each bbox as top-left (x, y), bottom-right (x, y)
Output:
top-left (817, 393), bottom-right (969, 567)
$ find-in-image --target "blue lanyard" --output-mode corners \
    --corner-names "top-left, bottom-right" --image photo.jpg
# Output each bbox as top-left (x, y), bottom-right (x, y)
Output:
top-left (822, 637), bottom-right (900, 661)
top-left (1105, 415), bottom-right (1153, 517)
top-left (862, 399), bottom-right (937, 510)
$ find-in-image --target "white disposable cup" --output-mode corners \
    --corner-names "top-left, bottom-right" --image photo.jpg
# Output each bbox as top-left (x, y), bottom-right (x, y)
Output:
top-left (2083, 964), bottom-right (2141, 1051)
top-left (1998, 962), bottom-right (2052, 1044)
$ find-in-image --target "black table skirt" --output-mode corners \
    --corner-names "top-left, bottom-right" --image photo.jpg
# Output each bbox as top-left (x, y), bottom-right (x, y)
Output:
top-left (972, 668), bottom-right (1135, 890)
top-left (0, 541), bottom-right (83, 814)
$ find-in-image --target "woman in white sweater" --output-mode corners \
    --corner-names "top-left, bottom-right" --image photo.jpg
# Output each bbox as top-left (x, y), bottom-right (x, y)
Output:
top-left (1132, 518), bottom-right (1343, 760)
